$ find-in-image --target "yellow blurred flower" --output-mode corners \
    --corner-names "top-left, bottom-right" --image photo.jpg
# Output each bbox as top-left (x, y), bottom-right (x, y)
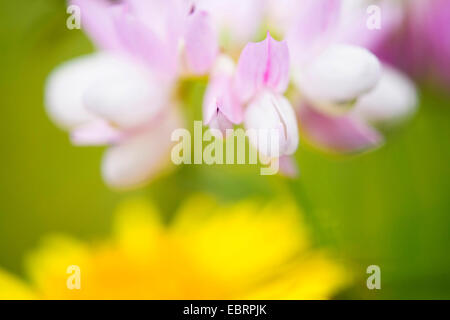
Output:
top-left (0, 195), bottom-right (349, 299)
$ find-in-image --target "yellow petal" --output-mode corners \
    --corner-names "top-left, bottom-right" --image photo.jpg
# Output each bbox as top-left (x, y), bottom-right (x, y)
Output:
top-left (172, 196), bottom-right (309, 291)
top-left (244, 253), bottom-right (350, 300)
top-left (24, 236), bottom-right (89, 299)
top-left (0, 269), bottom-right (36, 299)
top-left (113, 197), bottom-right (163, 263)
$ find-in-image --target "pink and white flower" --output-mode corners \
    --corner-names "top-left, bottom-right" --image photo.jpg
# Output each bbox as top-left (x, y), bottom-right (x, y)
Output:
top-left (286, 0), bottom-right (382, 110)
top-left (283, 0), bottom-right (418, 153)
top-left (45, 0), bottom-right (218, 188)
top-left (45, 0), bottom-right (421, 186)
top-left (235, 33), bottom-right (299, 175)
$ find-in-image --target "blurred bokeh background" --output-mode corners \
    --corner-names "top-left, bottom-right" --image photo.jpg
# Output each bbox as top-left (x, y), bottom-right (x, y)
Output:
top-left (0, 0), bottom-right (449, 299)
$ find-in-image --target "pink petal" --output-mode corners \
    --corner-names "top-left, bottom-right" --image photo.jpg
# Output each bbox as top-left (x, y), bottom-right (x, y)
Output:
top-left (195, 0), bottom-right (264, 47)
top-left (287, 0), bottom-right (341, 63)
top-left (203, 55), bottom-right (244, 129)
top-left (279, 155), bottom-right (299, 178)
top-left (207, 111), bottom-right (234, 137)
top-left (70, 0), bottom-right (123, 51)
top-left (126, 0), bottom-right (190, 37)
top-left (71, 120), bottom-right (124, 146)
top-left (336, 1), bottom-right (403, 51)
top-left (111, 5), bottom-right (179, 78)
top-left (299, 103), bottom-right (383, 154)
top-left (203, 75), bottom-right (243, 125)
top-left (235, 32), bottom-right (290, 102)
top-left (184, 10), bottom-right (219, 75)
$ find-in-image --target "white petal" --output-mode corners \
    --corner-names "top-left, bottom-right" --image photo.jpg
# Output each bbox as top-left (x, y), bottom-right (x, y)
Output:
top-left (352, 65), bottom-right (418, 125)
top-left (274, 94), bottom-right (300, 155)
top-left (101, 108), bottom-right (182, 189)
top-left (45, 53), bottom-right (109, 129)
top-left (83, 55), bottom-right (170, 129)
top-left (45, 52), bottom-right (168, 130)
top-left (294, 44), bottom-right (381, 104)
top-left (244, 91), bottom-right (299, 157)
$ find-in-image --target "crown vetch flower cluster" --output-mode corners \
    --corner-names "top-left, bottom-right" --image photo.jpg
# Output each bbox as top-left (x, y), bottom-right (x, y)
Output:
top-left (46, 0), bottom-right (418, 188)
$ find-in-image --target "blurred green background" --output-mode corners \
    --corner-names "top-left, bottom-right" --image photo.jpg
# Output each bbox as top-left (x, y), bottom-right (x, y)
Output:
top-left (1, 0), bottom-right (449, 299)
